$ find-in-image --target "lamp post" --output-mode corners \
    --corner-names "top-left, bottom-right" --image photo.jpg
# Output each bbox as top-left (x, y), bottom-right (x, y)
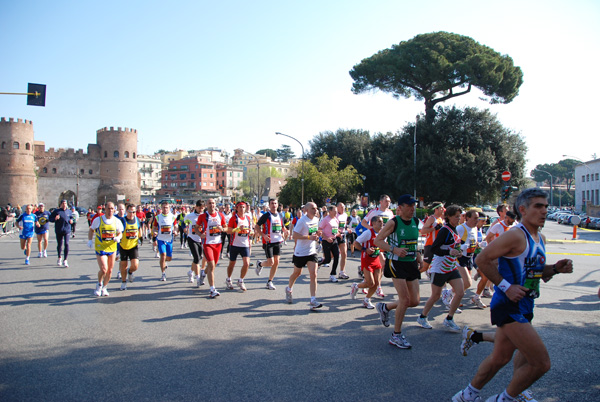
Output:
top-left (275, 132), bottom-right (305, 205)
top-left (563, 155), bottom-right (592, 212)
top-left (413, 115), bottom-right (418, 200)
top-left (532, 168), bottom-right (553, 206)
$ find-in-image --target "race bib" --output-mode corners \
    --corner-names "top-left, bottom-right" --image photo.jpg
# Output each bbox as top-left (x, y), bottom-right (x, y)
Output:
top-left (271, 223), bottom-right (282, 233)
top-left (125, 229), bottom-right (138, 239)
top-left (161, 225), bottom-right (172, 234)
top-left (102, 229), bottom-right (115, 240)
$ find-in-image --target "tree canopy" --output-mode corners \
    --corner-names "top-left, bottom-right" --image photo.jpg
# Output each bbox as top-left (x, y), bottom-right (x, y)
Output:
top-left (276, 145), bottom-right (295, 162)
top-left (255, 149), bottom-right (278, 160)
top-left (349, 31), bottom-right (524, 122)
top-left (531, 159), bottom-right (579, 192)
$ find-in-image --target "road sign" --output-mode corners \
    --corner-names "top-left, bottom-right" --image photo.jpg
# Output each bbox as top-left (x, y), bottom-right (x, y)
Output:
top-left (502, 171), bottom-right (511, 181)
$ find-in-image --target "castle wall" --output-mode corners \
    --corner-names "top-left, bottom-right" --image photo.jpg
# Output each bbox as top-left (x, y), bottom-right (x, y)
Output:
top-left (0, 118), bottom-right (38, 206)
top-left (37, 177), bottom-right (102, 208)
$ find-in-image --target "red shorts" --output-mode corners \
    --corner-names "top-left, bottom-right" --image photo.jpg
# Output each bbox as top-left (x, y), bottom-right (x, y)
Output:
top-left (361, 257), bottom-right (382, 273)
top-left (203, 243), bottom-right (222, 263)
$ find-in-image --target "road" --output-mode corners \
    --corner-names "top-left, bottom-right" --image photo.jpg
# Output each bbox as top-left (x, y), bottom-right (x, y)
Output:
top-left (0, 221), bottom-right (598, 402)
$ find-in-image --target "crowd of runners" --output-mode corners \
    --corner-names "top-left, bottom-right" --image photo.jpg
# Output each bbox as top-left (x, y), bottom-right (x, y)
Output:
top-left (12, 188), bottom-right (573, 402)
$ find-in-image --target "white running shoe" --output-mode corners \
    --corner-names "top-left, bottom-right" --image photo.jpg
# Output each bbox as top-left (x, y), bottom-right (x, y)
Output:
top-left (266, 280), bottom-right (276, 290)
top-left (187, 270), bottom-right (194, 283)
top-left (225, 278), bottom-right (234, 290)
top-left (94, 283), bottom-right (102, 297)
top-left (154, 251), bottom-right (159, 258)
top-left (417, 316), bottom-right (433, 329)
top-left (57, 257), bottom-right (63, 266)
top-left (101, 286), bottom-right (110, 297)
top-left (63, 260), bottom-right (69, 268)
top-left (362, 298), bottom-right (375, 309)
top-left (285, 287), bottom-right (293, 304)
top-left (389, 332), bottom-right (411, 349)
top-left (117, 271), bottom-right (122, 280)
top-left (461, 326), bottom-right (475, 356)
top-left (358, 266), bottom-right (363, 278)
top-left (199, 271), bottom-right (206, 285)
top-left (43, 250), bottom-right (47, 258)
top-left (255, 260), bottom-right (263, 276)
top-left (444, 318), bottom-right (461, 332)
top-left (350, 283), bottom-right (359, 299)
top-left (515, 390), bottom-right (537, 402)
top-left (376, 302), bottom-right (390, 327)
top-left (160, 272), bottom-right (167, 282)
top-left (338, 271), bottom-right (349, 280)
top-left (470, 294), bottom-right (487, 309)
top-left (237, 279), bottom-right (247, 291)
top-left (329, 275), bottom-right (338, 283)
top-left (38, 252), bottom-right (43, 258)
top-left (209, 289), bottom-right (220, 298)
top-left (482, 288), bottom-right (493, 298)
top-left (128, 271), bottom-right (134, 283)
top-left (120, 282), bottom-right (127, 291)
top-left (375, 287), bottom-right (385, 299)
top-left (309, 299), bottom-right (323, 310)
top-left (195, 275), bottom-right (202, 288)
top-left (452, 390), bottom-right (481, 402)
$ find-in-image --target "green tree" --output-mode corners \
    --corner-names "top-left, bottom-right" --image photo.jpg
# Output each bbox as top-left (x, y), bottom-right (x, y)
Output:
top-left (308, 129), bottom-right (372, 171)
top-left (531, 159), bottom-right (578, 192)
top-left (255, 149), bottom-right (278, 160)
top-left (276, 145), bottom-right (295, 162)
top-left (349, 32), bottom-right (524, 122)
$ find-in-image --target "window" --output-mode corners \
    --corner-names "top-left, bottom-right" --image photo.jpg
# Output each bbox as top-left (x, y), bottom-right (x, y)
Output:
top-left (13, 142), bottom-right (19, 149)
top-left (203, 173), bottom-right (207, 178)
top-left (210, 182), bottom-right (213, 186)
top-left (203, 182), bottom-right (207, 186)
top-left (133, 152), bottom-right (136, 159)
top-left (25, 143), bottom-right (31, 150)
top-left (114, 151), bottom-right (119, 158)
top-left (43, 167), bottom-right (48, 173)
top-left (1, 141), bottom-right (5, 149)
top-left (191, 173), bottom-right (195, 179)
top-left (104, 151), bottom-right (108, 158)
top-left (582, 191), bottom-right (585, 201)
top-left (210, 173), bottom-right (213, 178)
top-left (124, 151), bottom-right (129, 158)
top-left (52, 168), bottom-right (57, 174)
top-left (179, 173), bottom-right (186, 180)
top-left (229, 172), bottom-right (232, 176)
top-left (80, 169), bottom-right (84, 175)
top-left (582, 175), bottom-right (586, 182)
top-left (596, 173), bottom-right (599, 181)
top-left (587, 174), bottom-right (590, 181)
top-left (89, 170), bottom-right (93, 174)
top-left (596, 190), bottom-right (599, 205)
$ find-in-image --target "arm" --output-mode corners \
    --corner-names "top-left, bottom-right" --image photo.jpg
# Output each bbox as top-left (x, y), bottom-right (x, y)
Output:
top-left (373, 218), bottom-right (403, 256)
top-left (419, 216), bottom-right (436, 236)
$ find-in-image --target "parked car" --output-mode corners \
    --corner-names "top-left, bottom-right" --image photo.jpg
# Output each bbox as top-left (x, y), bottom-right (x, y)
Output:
top-left (588, 217), bottom-right (600, 230)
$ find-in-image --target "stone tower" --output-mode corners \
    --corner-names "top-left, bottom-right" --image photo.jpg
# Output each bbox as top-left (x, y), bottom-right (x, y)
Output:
top-left (0, 118), bottom-right (38, 207)
top-left (96, 126), bottom-right (141, 205)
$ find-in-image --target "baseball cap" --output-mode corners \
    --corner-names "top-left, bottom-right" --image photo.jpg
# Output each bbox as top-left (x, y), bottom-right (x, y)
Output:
top-left (38, 203), bottom-right (44, 206)
top-left (397, 194), bottom-right (417, 205)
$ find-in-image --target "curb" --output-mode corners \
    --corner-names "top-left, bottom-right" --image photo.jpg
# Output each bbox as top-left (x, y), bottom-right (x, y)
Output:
top-left (547, 239), bottom-right (600, 244)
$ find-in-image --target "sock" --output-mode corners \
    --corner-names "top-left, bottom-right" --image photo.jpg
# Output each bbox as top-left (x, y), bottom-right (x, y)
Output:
top-left (499, 390), bottom-right (515, 401)
top-left (472, 331), bottom-right (484, 344)
top-left (382, 303), bottom-right (388, 312)
top-left (310, 296), bottom-right (316, 302)
top-left (465, 383), bottom-right (480, 399)
top-left (446, 315), bottom-right (453, 321)
top-left (210, 286), bottom-right (215, 291)
top-left (258, 261), bottom-right (262, 267)
top-left (393, 331), bottom-right (401, 335)
top-left (420, 314), bottom-right (427, 319)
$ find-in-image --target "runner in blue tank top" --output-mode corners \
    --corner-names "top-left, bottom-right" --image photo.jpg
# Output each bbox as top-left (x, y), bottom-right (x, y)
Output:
top-left (453, 188), bottom-right (574, 402)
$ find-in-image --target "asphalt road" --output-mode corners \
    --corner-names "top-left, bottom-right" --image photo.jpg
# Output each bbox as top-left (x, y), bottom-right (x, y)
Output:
top-left (0, 221), bottom-right (598, 402)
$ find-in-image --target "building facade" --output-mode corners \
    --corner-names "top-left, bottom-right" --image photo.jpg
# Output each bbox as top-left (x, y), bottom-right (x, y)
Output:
top-left (137, 154), bottom-right (164, 203)
top-left (574, 158), bottom-right (600, 215)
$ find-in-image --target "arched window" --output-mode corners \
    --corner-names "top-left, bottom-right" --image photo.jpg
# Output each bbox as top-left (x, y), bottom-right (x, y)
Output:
top-left (13, 142), bottom-right (19, 149)
top-left (43, 167), bottom-right (48, 173)
top-left (1, 141), bottom-right (5, 149)
top-left (133, 152), bottom-right (136, 159)
top-left (25, 143), bottom-right (31, 150)
top-left (80, 169), bottom-right (84, 175)
top-left (124, 151), bottom-right (129, 158)
top-left (52, 168), bottom-right (57, 174)
top-left (104, 151), bottom-right (107, 158)
top-left (114, 150), bottom-right (119, 158)
top-left (89, 170), bottom-right (93, 174)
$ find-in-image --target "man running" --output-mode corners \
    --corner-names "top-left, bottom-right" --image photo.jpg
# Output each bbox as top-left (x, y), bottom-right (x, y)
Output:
top-left (185, 200), bottom-right (205, 287)
top-left (254, 198), bottom-right (288, 290)
top-left (49, 200), bottom-right (74, 267)
top-left (195, 198), bottom-right (226, 298)
top-left (373, 194), bottom-right (422, 349)
top-left (318, 205), bottom-right (342, 282)
top-left (420, 202), bottom-right (445, 273)
top-left (118, 204), bottom-right (142, 290)
top-left (453, 188), bottom-right (573, 402)
top-left (34, 203), bottom-right (50, 258)
top-left (17, 204), bottom-right (37, 265)
top-left (88, 202), bottom-right (123, 296)
top-left (456, 209), bottom-right (482, 308)
top-left (153, 201), bottom-right (177, 281)
top-left (286, 202), bottom-right (323, 310)
top-left (225, 201), bottom-right (253, 291)
top-left (336, 202), bottom-right (350, 279)
top-left (350, 215), bottom-right (383, 309)
top-left (70, 206), bottom-right (79, 238)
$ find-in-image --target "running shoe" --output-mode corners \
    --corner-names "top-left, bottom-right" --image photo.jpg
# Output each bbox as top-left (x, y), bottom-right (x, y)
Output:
top-left (361, 288), bottom-right (368, 294)
top-left (38, 252), bottom-right (43, 258)
top-left (237, 279), bottom-right (247, 291)
top-left (154, 251), bottom-right (159, 258)
top-left (101, 286), bottom-right (110, 297)
top-left (25, 258), bottom-right (30, 265)
top-left (63, 260), bottom-right (69, 268)
top-left (358, 266), bottom-right (363, 278)
top-left (160, 272), bottom-right (167, 282)
top-left (199, 270), bottom-right (206, 285)
top-left (460, 326), bottom-right (475, 356)
top-left (187, 270), bottom-right (194, 283)
top-left (266, 280), bottom-right (276, 290)
top-left (128, 271), bottom-right (134, 283)
top-left (322, 263), bottom-right (330, 268)
top-left (120, 282), bottom-right (127, 291)
top-left (485, 395), bottom-right (500, 402)
top-left (285, 287), bottom-right (293, 304)
top-left (417, 316), bottom-right (433, 329)
top-left (255, 260), bottom-right (263, 276)
top-left (309, 299), bottom-right (323, 310)
top-left (376, 302), bottom-right (390, 327)
top-left (57, 257), bottom-right (63, 266)
top-left (43, 250), bottom-right (47, 258)
top-left (375, 287), bottom-right (385, 298)
top-left (94, 283), bottom-right (102, 297)
top-left (482, 288), bottom-right (493, 298)
top-left (389, 332), bottom-right (411, 349)
top-left (452, 390), bottom-right (481, 402)
top-left (350, 283), bottom-right (359, 299)
top-left (117, 271), bottom-right (122, 280)
top-left (24, 250), bottom-right (27, 256)
top-left (225, 278), bottom-right (234, 290)
top-left (338, 271), bottom-right (349, 280)
top-left (515, 390), bottom-right (537, 402)
top-left (195, 275), bottom-right (202, 288)
top-left (362, 298), bottom-right (375, 309)
top-left (444, 318), bottom-right (461, 332)
top-left (470, 294), bottom-right (487, 309)
top-left (329, 275), bottom-right (338, 283)
top-left (209, 289), bottom-right (220, 298)
top-left (441, 288), bottom-right (452, 308)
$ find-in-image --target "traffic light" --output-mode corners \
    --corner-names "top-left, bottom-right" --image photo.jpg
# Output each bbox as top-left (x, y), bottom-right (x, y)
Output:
top-left (501, 186), bottom-right (518, 201)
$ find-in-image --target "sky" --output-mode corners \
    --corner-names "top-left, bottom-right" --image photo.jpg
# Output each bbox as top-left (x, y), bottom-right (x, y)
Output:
top-left (2, 0), bottom-right (599, 175)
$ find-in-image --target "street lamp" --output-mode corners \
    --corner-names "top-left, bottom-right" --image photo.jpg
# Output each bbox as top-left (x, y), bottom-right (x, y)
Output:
top-left (413, 115), bottom-right (418, 200)
top-left (563, 155), bottom-right (592, 212)
top-left (532, 168), bottom-right (553, 206)
top-left (275, 132), bottom-right (305, 205)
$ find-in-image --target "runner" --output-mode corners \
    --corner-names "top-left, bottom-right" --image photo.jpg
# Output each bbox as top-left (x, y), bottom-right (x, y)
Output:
top-left (195, 198), bottom-right (226, 298)
top-left (453, 188), bottom-right (573, 402)
top-left (153, 201), bottom-right (177, 281)
top-left (177, 206), bottom-right (188, 249)
top-left (336, 202), bottom-right (350, 279)
top-left (118, 204), bottom-right (142, 290)
top-left (185, 200), bottom-right (205, 287)
top-left (220, 203), bottom-right (233, 257)
top-left (286, 202), bottom-right (323, 310)
top-left (347, 209), bottom-right (361, 258)
top-left (420, 202), bottom-right (445, 273)
top-left (350, 215), bottom-right (383, 309)
top-left (49, 200), bottom-right (74, 267)
top-left (373, 194), bottom-right (422, 349)
top-left (34, 203), bottom-right (50, 258)
top-left (456, 209), bottom-right (482, 308)
top-left (88, 202), bottom-right (123, 296)
top-left (224, 201), bottom-right (253, 291)
top-left (318, 205), bottom-right (342, 282)
top-left (254, 198), bottom-right (288, 290)
top-left (136, 205), bottom-right (147, 241)
top-left (17, 204), bottom-right (37, 265)
top-left (70, 206), bottom-right (79, 238)
top-left (415, 205), bottom-right (464, 332)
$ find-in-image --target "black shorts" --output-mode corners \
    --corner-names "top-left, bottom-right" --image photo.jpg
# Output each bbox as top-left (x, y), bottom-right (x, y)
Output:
top-left (430, 270), bottom-right (462, 287)
top-left (263, 242), bottom-right (282, 258)
top-left (292, 254), bottom-right (318, 268)
top-left (492, 311), bottom-right (534, 327)
top-left (120, 246), bottom-right (139, 261)
top-left (458, 256), bottom-right (474, 270)
top-left (336, 235), bottom-right (346, 245)
top-left (423, 245), bottom-right (434, 264)
top-left (230, 245), bottom-right (250, 260)
top-left (187, 238), bottom-right (202, 264)
top-left (383, 258), bottom-right (420, 281)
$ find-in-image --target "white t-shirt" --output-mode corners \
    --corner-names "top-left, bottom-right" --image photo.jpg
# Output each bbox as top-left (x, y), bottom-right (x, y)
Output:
top-left (156, 213), bottom-right (176, 242)
top-left (456, 223), bottom-right (478, 257)
top-left (184, 211), bottom-right (201, 242)
top-left (90, 215), bottom-right (124, 235)
top-left (488, 220), bottom-right (514, 238)
top-left (293, 214), bottom-right (319, 257)
top-left (364, 207), bottom-right (395, 226)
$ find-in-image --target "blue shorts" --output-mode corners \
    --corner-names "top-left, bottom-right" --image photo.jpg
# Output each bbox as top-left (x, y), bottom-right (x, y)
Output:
top-left (20, 233), bottom-right (34, 239)
top-left (96, 250), bottom-right (115, 256)
top-left (35, 230), bottom-right (48, 235)
top-left (157, 240), bottom-right (173, 257)
top-left (229, 245), bottom-right (250, 261)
